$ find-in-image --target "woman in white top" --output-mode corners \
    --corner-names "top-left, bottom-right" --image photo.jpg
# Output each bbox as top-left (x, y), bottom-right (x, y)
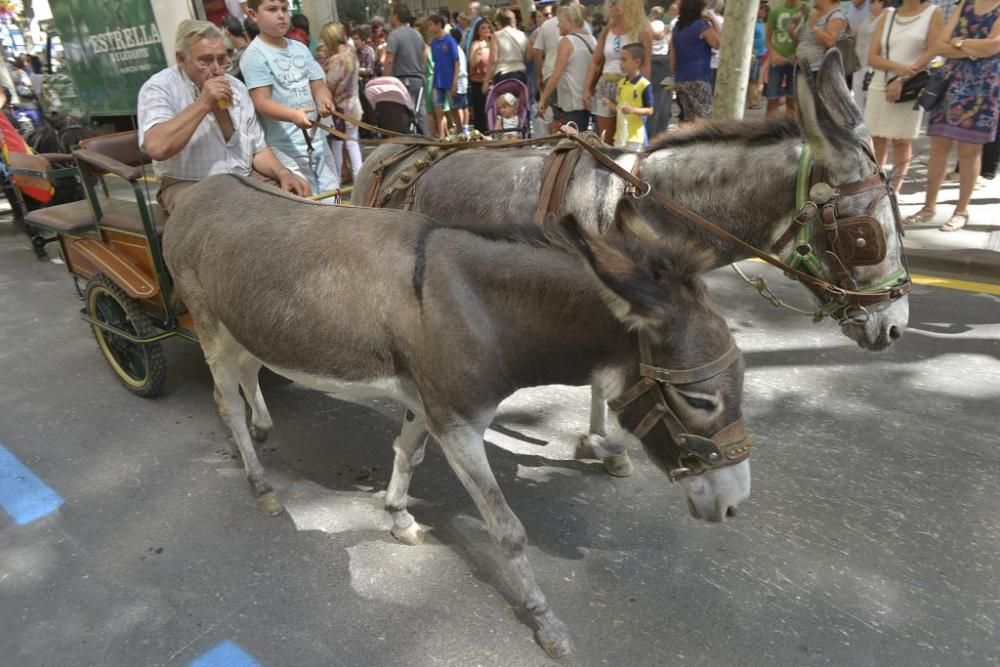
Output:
top-left (865, 0), bottom-right (943, 192)
top-left (487, 9), bottom-right (530, 87)
top-left (852, 0), bottom-right (888, 110)
top-left (538, 5), bottom-right (598, 132)
top-left (583, 0), bottom-right (652, 144)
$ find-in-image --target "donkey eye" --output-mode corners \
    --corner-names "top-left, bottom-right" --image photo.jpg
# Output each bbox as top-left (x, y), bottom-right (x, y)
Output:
top-left (678, 393), bottom-right (717, 412)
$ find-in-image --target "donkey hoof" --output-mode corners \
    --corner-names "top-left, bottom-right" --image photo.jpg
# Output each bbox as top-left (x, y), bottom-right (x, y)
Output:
top-left (257, 492), bottom-right (284, 516)
top-left (391, 523), bottom-right (426, 546)
top-left (536, 624), bottom-right (573, 660)
top-left (603, 452), bottom-right (634, 477)
top-left (250, 424), bottom-right (270, 444)
top-left (574, 435), bottom-right (598, 460)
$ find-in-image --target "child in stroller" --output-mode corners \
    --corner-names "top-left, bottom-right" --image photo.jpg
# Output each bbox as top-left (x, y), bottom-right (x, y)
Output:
top-left (485, 79), bottom-right (530, 139)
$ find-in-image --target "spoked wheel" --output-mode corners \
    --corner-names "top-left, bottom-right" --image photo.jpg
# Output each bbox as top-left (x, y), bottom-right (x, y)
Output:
top-left (85, 274), bottom-right (167, 398)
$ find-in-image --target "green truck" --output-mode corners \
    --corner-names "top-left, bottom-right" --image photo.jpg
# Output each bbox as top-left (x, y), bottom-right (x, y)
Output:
top-left (41, 0), bottom-right (213, 122)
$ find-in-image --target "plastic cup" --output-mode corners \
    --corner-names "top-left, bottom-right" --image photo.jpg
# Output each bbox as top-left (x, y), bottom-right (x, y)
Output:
top-left (217, 98), bottom-right (230, 110)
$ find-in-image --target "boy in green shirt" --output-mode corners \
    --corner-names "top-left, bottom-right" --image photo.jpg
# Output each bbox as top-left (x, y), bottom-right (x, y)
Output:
top-left (765, 0), bottom-right (808, 118)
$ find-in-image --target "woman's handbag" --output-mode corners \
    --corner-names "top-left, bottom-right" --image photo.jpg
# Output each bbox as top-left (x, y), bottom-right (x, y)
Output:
top-left (887, 70), bottom-right (930, 103)
top-left (913, 66), bottom-right (950, 111)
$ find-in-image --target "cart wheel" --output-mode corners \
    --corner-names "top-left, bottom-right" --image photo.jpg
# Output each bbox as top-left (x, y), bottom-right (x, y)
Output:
top-left (85, 274), bottom-right (167, 398)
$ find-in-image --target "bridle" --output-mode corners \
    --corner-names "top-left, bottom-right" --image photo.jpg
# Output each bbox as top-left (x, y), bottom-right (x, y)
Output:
top-left (607, 333), bottom-right (752, 482)
top-left (770, 143), bottom-right (912, 324)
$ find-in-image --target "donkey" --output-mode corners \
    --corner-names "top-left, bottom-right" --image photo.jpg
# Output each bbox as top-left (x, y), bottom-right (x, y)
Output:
top-left (352, 50), bottom-right (910, 475)
top-left (164, 174), bottom-right (752, 658)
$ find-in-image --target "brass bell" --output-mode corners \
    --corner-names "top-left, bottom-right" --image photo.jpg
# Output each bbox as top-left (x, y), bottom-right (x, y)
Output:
top-left (400, 173), bottom-right (411, 183)
top-left (427, 147), bottom-right (439, 159)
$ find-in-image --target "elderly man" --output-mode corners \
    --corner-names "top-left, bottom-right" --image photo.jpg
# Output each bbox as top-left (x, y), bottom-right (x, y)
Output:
top-left (138, 19), bottom-right (308, 213)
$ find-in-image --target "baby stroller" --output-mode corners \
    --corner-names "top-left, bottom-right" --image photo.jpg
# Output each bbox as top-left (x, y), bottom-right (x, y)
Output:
top-left (485, 78), bottom-right (531, 139)
top-left (365, 77), bottom-right (416, 135)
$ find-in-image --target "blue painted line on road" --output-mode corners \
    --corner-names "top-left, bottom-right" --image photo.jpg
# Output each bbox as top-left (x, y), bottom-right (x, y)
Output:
top-left (0, 443), bottom-right (63, 525)
top-left (189, 641), bottom-right (262, 667)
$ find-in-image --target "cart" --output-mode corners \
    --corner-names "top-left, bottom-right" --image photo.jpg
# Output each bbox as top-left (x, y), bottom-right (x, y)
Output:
top-left (17, 130), bottom-right (194, 398)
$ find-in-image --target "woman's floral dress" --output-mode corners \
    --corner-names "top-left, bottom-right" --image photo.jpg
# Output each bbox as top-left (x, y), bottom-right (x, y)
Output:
top-left (927, 1), bottom-right (1000, 144)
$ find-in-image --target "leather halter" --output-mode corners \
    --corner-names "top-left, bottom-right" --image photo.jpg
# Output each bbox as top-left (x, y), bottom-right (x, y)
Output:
top-left (771, 144), bottom-right (912, 320)
top-left (607, 334), bottom-right (751, 481)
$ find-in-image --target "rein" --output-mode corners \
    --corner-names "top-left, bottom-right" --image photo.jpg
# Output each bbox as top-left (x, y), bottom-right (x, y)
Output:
top-left (607, 333), bottom-right (751, 481)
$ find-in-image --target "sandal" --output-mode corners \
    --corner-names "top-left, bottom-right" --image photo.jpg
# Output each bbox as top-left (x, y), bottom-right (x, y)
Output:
top-left (939, 212), bottom-right (969, 232)
top-left (904, 208), bottom-right (936, 225)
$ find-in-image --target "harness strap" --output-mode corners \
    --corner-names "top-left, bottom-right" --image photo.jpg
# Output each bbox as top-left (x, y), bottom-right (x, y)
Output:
top-left (564, 134), bottom-right (909, 307)
top-left (639, 345), bottom-right (741, 385)
top-left (533, 142), bottom-right (582, 225)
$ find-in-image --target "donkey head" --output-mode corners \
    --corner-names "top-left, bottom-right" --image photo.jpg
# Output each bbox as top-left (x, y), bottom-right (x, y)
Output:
top-left (547, 199), bottom-right (751, 522)
top-left (795, 50), bottom-right (910, 350)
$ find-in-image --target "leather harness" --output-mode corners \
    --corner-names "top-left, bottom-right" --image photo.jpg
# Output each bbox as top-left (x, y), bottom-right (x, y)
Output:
top-left (607, 334), bottom-right (751, 480)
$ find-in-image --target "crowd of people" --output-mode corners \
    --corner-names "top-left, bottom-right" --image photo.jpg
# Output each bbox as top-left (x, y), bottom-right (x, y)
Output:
top-left (135, 0), bottom-right (999, 232)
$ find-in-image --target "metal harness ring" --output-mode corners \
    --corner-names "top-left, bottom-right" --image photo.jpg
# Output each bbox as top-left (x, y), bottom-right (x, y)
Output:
top-left (630, 181), bottom-right (652, 199)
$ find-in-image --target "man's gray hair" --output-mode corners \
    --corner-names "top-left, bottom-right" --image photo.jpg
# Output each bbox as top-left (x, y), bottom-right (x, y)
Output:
top-left (175, 19), bottom-right (225, 55)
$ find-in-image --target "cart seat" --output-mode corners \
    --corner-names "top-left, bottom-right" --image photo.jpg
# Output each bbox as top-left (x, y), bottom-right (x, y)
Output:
top-left (23, 196), bottom-right (167, 238)
top-left (97, 198), bottom-right (168, 237)
top-left (23, 199), bottom-right (96, 235)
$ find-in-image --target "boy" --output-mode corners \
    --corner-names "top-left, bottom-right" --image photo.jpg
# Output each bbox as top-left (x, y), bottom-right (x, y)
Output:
top-left (240, 0), bottom-right (340, 194)
top-left (601, 43), bottom-right (653, 150)
top-left (428, 15), bottom-right (459, 140)
top-left (449, 27), bottom-right (471, 138)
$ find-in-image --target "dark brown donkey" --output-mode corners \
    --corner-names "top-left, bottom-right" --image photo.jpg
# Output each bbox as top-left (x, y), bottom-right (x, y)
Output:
top-left (163, 175), bottom-right (752, 658)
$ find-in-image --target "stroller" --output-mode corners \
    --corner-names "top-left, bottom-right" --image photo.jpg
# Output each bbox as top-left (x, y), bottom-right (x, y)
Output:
top-left (485, 78), bottom-right (531, 139)
top-left (364, 77), bottom-right (416, 135)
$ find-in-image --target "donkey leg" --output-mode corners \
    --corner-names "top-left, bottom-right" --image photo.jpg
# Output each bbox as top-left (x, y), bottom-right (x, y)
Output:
top-left (385, 409), bottom-right (430, 545)
top-left (237, 354), bottom-right (273, 444)
top-left (437, 425), bottom-right (572, 659)
top-left (201, 325), bottom-right (283, 517)
top-left (579, 384), bottom-right (633, 478)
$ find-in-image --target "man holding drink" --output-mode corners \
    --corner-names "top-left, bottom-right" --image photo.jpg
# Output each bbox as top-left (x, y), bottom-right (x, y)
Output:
top-left (138, 20), bottom-right (308, 213)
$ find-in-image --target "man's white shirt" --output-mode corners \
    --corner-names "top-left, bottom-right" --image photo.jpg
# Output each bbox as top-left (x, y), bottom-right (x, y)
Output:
top-left (137, 66), bottom-right (266, 181)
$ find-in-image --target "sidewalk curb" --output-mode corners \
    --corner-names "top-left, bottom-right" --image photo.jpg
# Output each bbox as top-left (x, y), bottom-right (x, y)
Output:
top-left (904, 248), bottom-right (1000, 282)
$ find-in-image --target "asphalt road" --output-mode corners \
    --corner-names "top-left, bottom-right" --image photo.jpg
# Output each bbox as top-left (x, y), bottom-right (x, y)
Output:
top-left (1, 223), bottom-right (998, 667)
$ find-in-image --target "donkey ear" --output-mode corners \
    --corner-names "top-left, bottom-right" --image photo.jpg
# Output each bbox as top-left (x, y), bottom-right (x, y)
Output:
top-left (546, 212), bottom-right (670, 329)
top-left (612, 197), bottom-right (662, 247)
top-left (796, 51), bottom-right (868, 176)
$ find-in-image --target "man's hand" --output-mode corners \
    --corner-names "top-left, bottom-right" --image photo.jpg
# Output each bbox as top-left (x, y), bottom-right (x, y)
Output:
top-left (199, 76), bottom-right (233, 111)
top-left (621, 104), bottom-right (633, 115)
top-left (771, 52), bottom-right (785, 66)
top-left (278, 168), bottom-right (311, 197)
top-left (291, 108), bottom-right (315, 129)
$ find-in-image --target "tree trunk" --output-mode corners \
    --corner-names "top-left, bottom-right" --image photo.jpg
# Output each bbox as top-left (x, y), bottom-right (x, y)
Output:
top-left (302, 0), bottom-right (338, 28)
top-left (712, 1), bottom-right (759, 121)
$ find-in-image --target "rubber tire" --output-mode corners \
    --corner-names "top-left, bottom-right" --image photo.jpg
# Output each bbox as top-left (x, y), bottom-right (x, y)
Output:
top-left (85, 274), bottom-right (167, 398)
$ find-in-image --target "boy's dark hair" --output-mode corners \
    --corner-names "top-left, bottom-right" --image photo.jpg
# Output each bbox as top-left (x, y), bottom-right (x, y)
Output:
top-left (428, 14), bottom-right (446, 27)
top-left (354, 24), bottom-right (371, 41)
top-left (450, 27), bottom-right (462, 42)
top-left (623, 42), bottom-right (645, 63)
top-left (393, 4), bottom-right (413, 24)
top-left (291, 14), bottom-right (310, 33)
top-left (246, 0), bottom-right (274, 10)
top-left (244, 18), bottom-right (260, 38)
top-left (222, 15), bottom-right (246, 37)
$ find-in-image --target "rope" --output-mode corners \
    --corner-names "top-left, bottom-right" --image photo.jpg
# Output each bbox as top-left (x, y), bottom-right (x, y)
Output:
top-left (729, 262), bottom-right (826, 322)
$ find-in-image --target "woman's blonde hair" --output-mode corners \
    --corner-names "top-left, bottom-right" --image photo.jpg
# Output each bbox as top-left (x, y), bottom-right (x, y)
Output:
top-left (558, 5), bottom-right (585, 29)
top-left (319, 21), bottom-right (355, 66)
top-left (615, 0), bottom-right (650, 36)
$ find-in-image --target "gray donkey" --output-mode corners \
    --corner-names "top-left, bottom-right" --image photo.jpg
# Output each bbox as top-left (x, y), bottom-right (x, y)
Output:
top-left (353, 51), bottom-right (910, 477)
top-left (164, 176), bottom-right (751, 658)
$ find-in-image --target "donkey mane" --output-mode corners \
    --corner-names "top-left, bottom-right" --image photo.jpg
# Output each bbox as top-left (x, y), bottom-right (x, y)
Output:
top-left (646, 115), bottom-right (801, 152)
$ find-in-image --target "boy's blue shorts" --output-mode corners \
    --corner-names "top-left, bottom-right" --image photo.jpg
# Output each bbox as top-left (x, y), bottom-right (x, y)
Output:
top-left (451, 93), bottom-right (469, 109)
top-left (433, 88), bottom-right (451, 108)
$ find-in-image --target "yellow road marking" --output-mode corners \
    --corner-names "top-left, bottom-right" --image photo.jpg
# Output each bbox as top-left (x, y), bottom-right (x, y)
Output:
top-left (911, 273), bottom-right (1000, 295)
top-left (743, 258), bottom-right (1000, 294)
